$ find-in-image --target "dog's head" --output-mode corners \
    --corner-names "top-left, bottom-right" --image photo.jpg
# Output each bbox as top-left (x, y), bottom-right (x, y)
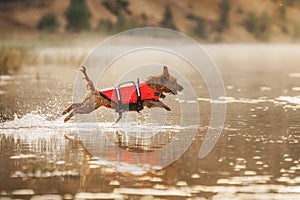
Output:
top-left (158, 66), bottom-right (184, 95)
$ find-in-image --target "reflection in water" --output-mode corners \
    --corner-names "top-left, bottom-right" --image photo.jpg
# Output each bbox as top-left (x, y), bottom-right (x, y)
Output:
top-left (0, 45), bottom-right (300, 199)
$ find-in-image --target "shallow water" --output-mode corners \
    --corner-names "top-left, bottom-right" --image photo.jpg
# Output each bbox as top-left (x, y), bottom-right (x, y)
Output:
top-left (0, 44), bottom-right (300, 199)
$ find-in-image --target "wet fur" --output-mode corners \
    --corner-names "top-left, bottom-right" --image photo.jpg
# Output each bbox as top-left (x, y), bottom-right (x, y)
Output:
top-left (63, 66), bottom-right (183, 122)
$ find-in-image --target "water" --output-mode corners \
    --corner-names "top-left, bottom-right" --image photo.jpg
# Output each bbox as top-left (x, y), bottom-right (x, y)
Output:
top-left (0, 44), bottom-right (300, 199)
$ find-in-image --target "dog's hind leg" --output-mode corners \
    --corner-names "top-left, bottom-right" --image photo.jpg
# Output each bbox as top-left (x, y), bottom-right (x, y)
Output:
top-left (63, 66), bottom-right (106, 123)
top-left (63, 103), bottom-right (99, 123)
top-left (63, 108), bottom-right (88, 123)
top-left (64, 112), bottom-right (74, 123)
top-left (80, 66), bottom-right (96, 93)
top-left (62, 103), bottom-right (83, 115)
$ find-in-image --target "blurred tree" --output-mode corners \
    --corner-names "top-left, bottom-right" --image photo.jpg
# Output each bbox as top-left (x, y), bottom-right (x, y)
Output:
top-left (97, 19), bottom-right (113, 32)
top-left (194, 16), bottom-right (207, 39)
top-left (97, 12), bottom-right (138, 33)
top-left (100, 0), bottom-right (135, 33)
top-left (279, 2), bottom-right (287, 20)
top-left (65, 0), bottom-right (91, 32)
top-left (0, 0), bottom-right (50, 8)
top-left (279, 0), bottom-right (288, 34)
top-left (245, 12), bottom-right (257, 34)
top-left (38, 12), bottom-right (59, 32)
top-left (260, 11), bottom-right (270, 33)
top-left (161, 5), bottom-right (176, 30)
top-left (293, 23), bottom-right (300, 38)
top-left (102, 0), bottom-right (130, 15)
top-left (237, 5), bottom-right (244, 14)
top-left (218, 0), bottom-right (231, 32)
top-left (0, 56), bottom-right (9, 75)
top-left (244, 11), bottom-right (271, 40)
top-left (186, 13), bottom-right (207, 39)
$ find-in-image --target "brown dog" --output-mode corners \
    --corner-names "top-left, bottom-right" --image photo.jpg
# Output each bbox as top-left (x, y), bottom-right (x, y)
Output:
top-left (62, 66), bottom-right (183, 123)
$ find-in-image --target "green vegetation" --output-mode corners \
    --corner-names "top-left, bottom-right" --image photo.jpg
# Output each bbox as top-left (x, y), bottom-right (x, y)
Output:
top-left (102, 0), bottom-right (129, 15)
top-left (0, 36), bottom-right (89, 75)
top-left (293, 23), bottom-right (300, 39)
top-left (244, 11), bottom-right (271, 40)
top-left (193, 16), bottom-right (207, 39)
top-left (214, 34), bottom-right (223, 43)
top-left (279, 1), bottom-right (288, 34)
top-left (99, 0), bottom-right (136, 33)
top-left (161, 5), bottom-right (176, 30)
top-left (0, 46), bottom-right (27, 75)
top-left (237, 5), bottom-right (244, 14)
top-left (37, 12), bottom-right (59, 32)
top-left (65, 0), bottom-right (91, 32)
top-left (186, 13), bottom-right (207, 39)
top-left (97, 20), bottom-right (113, 33)
top-left (97, 13), bottom-right (139, 33)
top-left (281, 24), bottom-right (288, 34)
top-left (218, 0), bottom-right (231, 31)
top-left (1, 1), bottom-right (300, 43)
top-left (279, 2), bottom-right (287, 20)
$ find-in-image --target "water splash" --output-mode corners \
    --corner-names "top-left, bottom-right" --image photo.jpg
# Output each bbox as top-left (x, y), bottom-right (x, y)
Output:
top-left (0, 113), bottom-right (65, 129)
top-left (197, 96), bottom-right (300, 109)
top-left (0, 75), bottom-right (13, 86)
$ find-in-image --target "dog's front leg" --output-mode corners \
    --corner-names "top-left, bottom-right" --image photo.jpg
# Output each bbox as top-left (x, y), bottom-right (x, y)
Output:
top-left (144, 100), bottom-right (171, 111)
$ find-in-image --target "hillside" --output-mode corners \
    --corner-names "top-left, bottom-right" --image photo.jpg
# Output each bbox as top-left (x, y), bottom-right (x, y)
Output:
top-left (0, 0), bottom-right (300, 42)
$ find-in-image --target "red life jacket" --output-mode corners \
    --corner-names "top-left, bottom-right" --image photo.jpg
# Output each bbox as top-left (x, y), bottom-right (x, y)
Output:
top-left (99, 82), bottom-right (161, 106)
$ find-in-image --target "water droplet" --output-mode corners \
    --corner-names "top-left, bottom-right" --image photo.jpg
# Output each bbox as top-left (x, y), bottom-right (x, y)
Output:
top-left (109, 180), bottom-right (120, 186)
top-left (12, 189), bottom-right (34, 196)
top-left (256, 161), bottom-right (264, 165)
top-left (284, 158), bottom-right (293, 162)
top-left (89, 164), bottom-right (100, 169)
top-left (153, 184), bottom-right (167, 190)
top-left (151, 177), bottom-right (163, 182)
top-left (176, 181), bottom-right (187, 186)
top-left (289, 73), bottom-right (300, 77)
top-left (253, 156), bottom-right (261, 160)
top-left (63, 194), bottom-right (73, 200)
top-left (244, 171), bottom-right (257, 176)
top-left (191, 174), bottom-right (200, 179)
top-left (235, 164), bottom-right (246, 170)
top-left (291, 87), bottom-right (300, 92)
top-left (280, 168), bottom-right (286, 173)
top-left (56, 161), bottom-right (65, 165)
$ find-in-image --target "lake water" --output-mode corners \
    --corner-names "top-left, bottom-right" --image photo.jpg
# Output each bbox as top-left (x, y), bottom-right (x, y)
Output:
top-left (0, 44), bottom-right (300, 200)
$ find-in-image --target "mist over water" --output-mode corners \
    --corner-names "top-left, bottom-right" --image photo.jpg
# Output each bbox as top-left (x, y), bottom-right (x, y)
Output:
top-left (0, 43), bottom-right (300, 199)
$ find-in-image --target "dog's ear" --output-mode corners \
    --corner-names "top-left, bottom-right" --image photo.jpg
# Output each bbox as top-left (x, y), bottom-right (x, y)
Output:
top-left (163, 66), bottom-right (170, 80)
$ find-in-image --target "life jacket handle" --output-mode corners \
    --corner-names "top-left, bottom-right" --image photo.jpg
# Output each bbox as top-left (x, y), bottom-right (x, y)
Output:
top-left (115, 79), bottom-right (143, 117)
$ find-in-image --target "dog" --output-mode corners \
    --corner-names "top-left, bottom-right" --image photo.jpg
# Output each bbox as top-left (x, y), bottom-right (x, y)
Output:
top-left (62, 65), bottom-right (183, 123)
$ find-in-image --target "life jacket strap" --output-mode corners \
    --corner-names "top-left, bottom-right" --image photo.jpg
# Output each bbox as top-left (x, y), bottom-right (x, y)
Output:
top-left (135, 78), bottom-right (143, 112)
top-left (115, 80), bottom-right (143, 113)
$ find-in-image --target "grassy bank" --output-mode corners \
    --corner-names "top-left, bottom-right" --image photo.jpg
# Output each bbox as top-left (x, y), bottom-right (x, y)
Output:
top-left (1, 31), bottom-right (300, 75)
top-left (0, 33), bottom-right (107, 74)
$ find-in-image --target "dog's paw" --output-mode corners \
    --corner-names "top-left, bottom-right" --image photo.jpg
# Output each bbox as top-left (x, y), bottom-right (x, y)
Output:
top-left (79, 66), bottom-right (86, 72)
top-left (165, 106), bottom-right (171, 111)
